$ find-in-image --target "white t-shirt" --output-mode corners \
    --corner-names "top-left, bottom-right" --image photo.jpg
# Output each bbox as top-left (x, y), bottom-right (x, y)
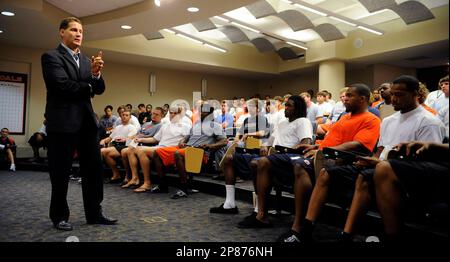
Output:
top-left (235, 113), bottom-right (249, 128)
top-left (110, 123), bottom-right (138, 142)
top-left (329, 101), bottom-right (346, 123)
top-left (268, 117), bottom-right (313, 148)
top-left (153, 120), bottom-right (192, 147)
top-left (438, 105), bottom-right (449, 137)
top-left (424, 90), bottom-right (444, 108)
top-left (378, 106), bottom-right (446, 160)
top-left (114, 115), bottom-right (141, 131)
top-left (317, 102), bottom-right (334, 117)
top-left (306, 102), bottom-right (321, 123)
top-left (432, 94), bottom-right (449, 113)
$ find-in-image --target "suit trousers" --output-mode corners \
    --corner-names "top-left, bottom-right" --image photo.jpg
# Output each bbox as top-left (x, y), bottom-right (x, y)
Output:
top-left (47, 114), bottom-right (104, 224)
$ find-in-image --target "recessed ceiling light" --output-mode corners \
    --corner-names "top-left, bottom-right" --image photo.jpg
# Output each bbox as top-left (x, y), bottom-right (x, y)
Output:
top-left (1, 11), bottom-right (15, 16)
top-left (187, 7), bottom-right (199, 13)
top-left (121, 25), bottom-right (132, 30)
top-left (154, 0), bottom-right (161, 7)
top-left (0, 30), bottom-right (3, 33)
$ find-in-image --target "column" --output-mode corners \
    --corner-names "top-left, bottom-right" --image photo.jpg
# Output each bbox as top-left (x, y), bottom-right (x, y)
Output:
top-left (318, 60), bottom-right (345, 100)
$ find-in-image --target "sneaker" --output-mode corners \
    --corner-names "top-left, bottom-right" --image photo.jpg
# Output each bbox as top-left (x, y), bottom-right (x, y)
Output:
top-left (149, 185), bottom-right (169, 193)
top-left (209, 204), bottom-right (239, 214)
top-left (237, 213), bottom-right (272, 228)
top-left (188, 188), bottom-right (199, 194)
top-left (277, 229), bottom-right (301, 243)
top-left (9, 164), bottom-right (16, 172)
top-left (171, 189), bottom-right (188, 199)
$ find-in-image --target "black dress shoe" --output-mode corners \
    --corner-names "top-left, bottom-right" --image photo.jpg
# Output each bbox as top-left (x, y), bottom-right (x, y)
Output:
top-left (54, 220), bottom-right (73, 231)
top-left (87, 214), bottom-right (118, 225)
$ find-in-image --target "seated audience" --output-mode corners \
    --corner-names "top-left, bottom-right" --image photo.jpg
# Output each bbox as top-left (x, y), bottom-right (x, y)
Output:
top-left (100, 110), bottom-right (138, 183)
top-left (114, 105), bottom-right (141, 131)
top-left (28, 119), bottom-right (47, 162)
top-left (120, 107), bottom-right (164, 188)
top-left (236, 96), bottom-right (313, 228)
top-left (418, 82), bottom-right (437, 115)
top-left (282, 75), bottom-right (445, 243)
top-left (272, 84), bottom-right (381, 240)
top-left (215, 100), bottom-right (234, 137)
top-left (0, 127), bottom-right (16, 172)
top-left (154, 102), bottom-right (228, 198)
top-left (374, 141), bottom-right (448, 243)
top-left (425, 75), bottom-right (448, 112)
top-left (99, 105), bottom-right (118, 136)
top-left (132, 107), bottom-right (191, 193)
top-left (209, 98), bottom-right (271, 214)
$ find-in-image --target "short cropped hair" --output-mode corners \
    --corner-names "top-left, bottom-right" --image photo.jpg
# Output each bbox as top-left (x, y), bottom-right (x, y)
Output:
top-left (59, 17), bottom-right (82, 30)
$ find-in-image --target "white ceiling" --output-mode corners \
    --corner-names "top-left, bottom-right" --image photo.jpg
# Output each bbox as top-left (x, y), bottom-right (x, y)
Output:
top-left (45, 0), bottom-right (145, 17)
top-left (174, 0), bottom-right (449, 45)
top-left (0, 0), bottom-right (448, 76)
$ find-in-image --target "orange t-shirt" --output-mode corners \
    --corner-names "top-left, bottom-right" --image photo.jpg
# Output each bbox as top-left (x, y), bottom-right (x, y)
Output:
top-left (421, 104), bottom-right (437, 115)
top-left (371, 100), bottom-right (383, 108)
top-left (319, 111), bottom-right (381, 152)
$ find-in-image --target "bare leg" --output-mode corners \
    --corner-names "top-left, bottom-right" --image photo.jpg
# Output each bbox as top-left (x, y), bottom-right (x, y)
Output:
top-left (102, 148), bottom-right (121, 180)
top-left (374, 161), bottom-right (402, 235)
top-left (255, 157), bottom-right (272, 224)
top-left (135, 147), bottom-right (155, 190)
top-left (127, 147), bottom-right (140, 183)
top-left (343, 174), bottom-right (371, 234)
top-left (305, 168), bottom-right (330, 224)
top-left (290, 164), bottom-right (313, 233)
top-left (6, 148), bottom-right (15, 165)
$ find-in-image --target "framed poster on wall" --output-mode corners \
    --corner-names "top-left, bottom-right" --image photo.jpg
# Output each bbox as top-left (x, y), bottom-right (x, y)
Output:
top-left (0, 71), bottom-right (27, 134)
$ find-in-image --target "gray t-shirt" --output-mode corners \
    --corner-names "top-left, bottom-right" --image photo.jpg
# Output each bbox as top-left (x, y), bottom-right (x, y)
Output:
top-left (139, 121), bottom-right (162, 137)
top-left (186, 120), bottom-right (226, 147)
top-left (237, 113), bottom-right (271, 137)
top-left (306, 103), bottom-right (320, 123)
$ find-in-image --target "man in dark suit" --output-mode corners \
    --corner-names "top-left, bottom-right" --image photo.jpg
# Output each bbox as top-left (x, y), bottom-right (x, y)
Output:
top-left (41, 17), bottom-right (117, 231)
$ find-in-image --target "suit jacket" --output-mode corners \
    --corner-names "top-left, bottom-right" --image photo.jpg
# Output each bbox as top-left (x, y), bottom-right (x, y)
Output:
top-left (41, 44), bottom-right (105, 133)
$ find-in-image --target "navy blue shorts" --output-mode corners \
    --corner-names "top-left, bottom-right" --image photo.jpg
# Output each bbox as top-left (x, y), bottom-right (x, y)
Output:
top-left (267, 153), bottom-right (301, 186)
top-left (389, 159), bottom-right (449, 205)
top-left (232, 152), bottom-right (260, 180)
top-left (291, 156), bottom-right (316, 183)
top-left (325, 164), bottom-right (375, 207)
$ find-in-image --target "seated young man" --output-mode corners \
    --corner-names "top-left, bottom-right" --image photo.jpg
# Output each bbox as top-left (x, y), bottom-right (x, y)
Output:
top-left (273, 84), bottom-right (381, 241)
top-left (28, 119), bottom-right (47, 162)
top-left (374, 141), bottom-right (449, 243)
top-left (100, 110), bottom-right (137, 183)
top-left (209, 98), bottom-right (270, 214)
top-left (287, 76), bottom-right (446, 243)
top-left (120, 107), bottom-right (163, 188)
top-left (153, 102), bottom-right (228, 199)
top-left (236, 95), bottom-right (313, 228)
top-left (0, 127), bottom-right (16, 172)
top-left (132, 107), bottom-right (191, 193)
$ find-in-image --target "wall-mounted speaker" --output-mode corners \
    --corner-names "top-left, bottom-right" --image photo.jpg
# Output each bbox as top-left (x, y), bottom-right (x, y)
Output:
top-left (201, 78), bottom-right (207, 98)
top-left (149, 73), bottom-right (156, 96)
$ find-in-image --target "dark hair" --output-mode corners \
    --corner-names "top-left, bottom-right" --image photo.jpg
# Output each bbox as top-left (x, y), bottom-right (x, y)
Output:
top-left (1, 127), bottom-right (8, 132)
top-left (138, 103), bottom-right (145, 108)
top-left (104, 105), bottom-right (113, 111)
top-left (349, 83), bottom-right (371, 103)
top-left (289, 95), bottom-right (307, 119)
top-left (59, 17), bottom-right (82, 30)
top-left (125, 104), bottom-right (133, 109)
top-left (392, 75), bottom-right (419, 92)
